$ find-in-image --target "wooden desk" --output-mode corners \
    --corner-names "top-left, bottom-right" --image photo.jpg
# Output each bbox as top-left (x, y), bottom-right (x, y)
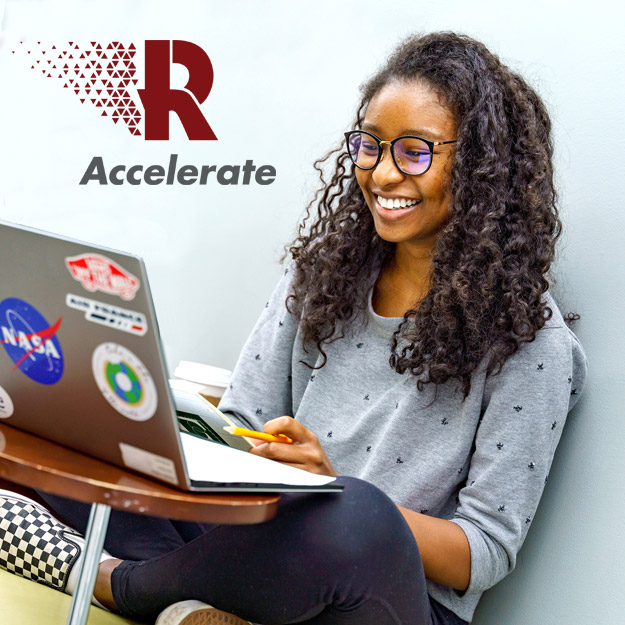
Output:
top-left (0, 423), bottom-right (280, 625)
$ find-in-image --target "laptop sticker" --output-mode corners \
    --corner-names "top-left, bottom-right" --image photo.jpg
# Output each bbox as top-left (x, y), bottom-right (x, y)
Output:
top-left (119, 442), bottom-right (178, 485)
top-left (65, 253), bottom-right (140, 301)
top-left (66, 294), bottom-right (148, 336)
top-left (0, 385), bottom-right (14, 419)
top-left (0, 298), bottom-right (64, 385)
top-left (92, 342), bottom-right (157, 421)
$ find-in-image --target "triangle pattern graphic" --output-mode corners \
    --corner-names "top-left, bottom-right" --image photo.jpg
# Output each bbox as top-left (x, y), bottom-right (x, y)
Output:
top-left (16, 40), bottom-right (143, 136)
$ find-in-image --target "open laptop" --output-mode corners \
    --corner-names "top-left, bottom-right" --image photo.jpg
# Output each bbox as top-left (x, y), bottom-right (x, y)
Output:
top-left (0, 220), bottom-right (341, 493)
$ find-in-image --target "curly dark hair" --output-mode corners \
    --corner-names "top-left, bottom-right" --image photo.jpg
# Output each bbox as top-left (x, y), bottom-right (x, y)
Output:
top-left (285, 31), bottom-right (561, 398)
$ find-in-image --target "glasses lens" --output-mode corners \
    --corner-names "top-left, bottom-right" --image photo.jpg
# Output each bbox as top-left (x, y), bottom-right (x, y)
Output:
top-left (347, 132), bottom-right (379, 169)
top-left (393, 137), bottom-right (431, 175)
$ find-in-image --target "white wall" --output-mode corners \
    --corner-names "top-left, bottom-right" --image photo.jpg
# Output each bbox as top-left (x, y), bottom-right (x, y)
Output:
top-left (1, 0), bottom-right (624, 622)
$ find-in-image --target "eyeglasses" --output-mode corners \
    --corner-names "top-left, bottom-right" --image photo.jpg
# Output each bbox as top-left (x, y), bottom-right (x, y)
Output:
top-left (344, 130), bottom-right (457, 176)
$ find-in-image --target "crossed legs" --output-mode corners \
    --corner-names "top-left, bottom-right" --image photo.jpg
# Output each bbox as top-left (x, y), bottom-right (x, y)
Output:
top-left (40, 477), bottom-right (437, 625)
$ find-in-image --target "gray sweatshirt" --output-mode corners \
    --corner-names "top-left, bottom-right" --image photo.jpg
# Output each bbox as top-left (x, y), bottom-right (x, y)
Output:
top-left (217, 265), bottom-right (588, 623)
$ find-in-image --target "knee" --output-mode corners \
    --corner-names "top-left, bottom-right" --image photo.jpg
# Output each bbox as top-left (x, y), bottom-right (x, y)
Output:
top-left (339, 476), bottom-right (414, 546)
top-left (298, 477), bottom-right (417, 566)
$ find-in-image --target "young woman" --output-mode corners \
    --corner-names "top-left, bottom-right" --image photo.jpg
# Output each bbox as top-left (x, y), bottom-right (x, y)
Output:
top-left (1, 32), bottom-right (586, 625)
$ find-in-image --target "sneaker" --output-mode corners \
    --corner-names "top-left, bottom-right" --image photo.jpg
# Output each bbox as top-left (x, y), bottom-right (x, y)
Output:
top-left (0, 489), bottom-right (82, 591)
top-left (155, 600), bottom-right (252, 625)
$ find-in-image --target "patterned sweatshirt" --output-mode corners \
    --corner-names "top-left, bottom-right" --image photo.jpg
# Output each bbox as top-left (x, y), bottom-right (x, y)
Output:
top-left (217, 266), bottom-right (588, 623)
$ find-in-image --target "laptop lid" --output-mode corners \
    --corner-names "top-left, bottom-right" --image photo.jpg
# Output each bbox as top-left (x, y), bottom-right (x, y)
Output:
top-left (0, 221), bottom-right (340, 493)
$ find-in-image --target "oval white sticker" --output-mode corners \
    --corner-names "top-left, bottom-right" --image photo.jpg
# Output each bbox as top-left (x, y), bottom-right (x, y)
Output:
top-left (0, 385), bottom-right (14, 419)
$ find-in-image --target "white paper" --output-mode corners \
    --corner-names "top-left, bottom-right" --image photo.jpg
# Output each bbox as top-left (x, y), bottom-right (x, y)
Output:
top-left (180, 432), bottom-right (336, 487)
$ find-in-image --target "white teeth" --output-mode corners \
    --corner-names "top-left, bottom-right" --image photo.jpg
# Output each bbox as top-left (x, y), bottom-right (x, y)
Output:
top-left (376, 196), bottom-right (419, 209)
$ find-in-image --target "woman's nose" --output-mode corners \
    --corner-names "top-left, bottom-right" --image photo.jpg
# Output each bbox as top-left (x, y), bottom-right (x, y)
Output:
top-left (371, 145), bottom-right (404, 186)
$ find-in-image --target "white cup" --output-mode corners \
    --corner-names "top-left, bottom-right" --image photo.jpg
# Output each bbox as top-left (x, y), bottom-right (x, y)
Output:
top-left (172, 361), bottom-right (231, 406)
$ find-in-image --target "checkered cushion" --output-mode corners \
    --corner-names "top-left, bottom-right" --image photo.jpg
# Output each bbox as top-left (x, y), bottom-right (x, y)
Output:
top-left (0, 496), bottom-right (80, 591)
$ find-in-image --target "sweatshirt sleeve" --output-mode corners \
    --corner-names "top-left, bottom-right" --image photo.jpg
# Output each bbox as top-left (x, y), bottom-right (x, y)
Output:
top-left (216, 264), bottom-right (301, 431)
top-left (450, 322), bottom-right (588, 595)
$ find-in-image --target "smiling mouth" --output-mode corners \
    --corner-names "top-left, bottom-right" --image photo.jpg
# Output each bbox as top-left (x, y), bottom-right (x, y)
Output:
top-left (376, 195), bottom-right (421, 210)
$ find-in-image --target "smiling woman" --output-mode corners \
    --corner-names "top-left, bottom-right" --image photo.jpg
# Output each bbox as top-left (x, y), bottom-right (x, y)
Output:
top-left (355, 80), bottom-right (457, 273)
top-left (2, 31), bottom-right (587, 625)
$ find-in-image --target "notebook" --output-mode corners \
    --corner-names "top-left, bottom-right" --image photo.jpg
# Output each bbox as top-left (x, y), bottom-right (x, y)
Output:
top-left (0, 220), bottom-right (340, 493)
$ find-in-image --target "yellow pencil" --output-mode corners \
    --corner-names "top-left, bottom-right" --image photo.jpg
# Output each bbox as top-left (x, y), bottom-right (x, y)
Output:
top-left (223, 426), bottom-right (294, 444)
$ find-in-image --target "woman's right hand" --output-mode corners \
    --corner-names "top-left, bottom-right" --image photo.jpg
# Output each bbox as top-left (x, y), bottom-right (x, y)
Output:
top-left (248, 416), bottom-right (338, 477)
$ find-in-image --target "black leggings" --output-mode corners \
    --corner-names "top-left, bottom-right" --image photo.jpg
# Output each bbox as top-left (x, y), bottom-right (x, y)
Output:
top-left (39, 477), bottom-right (467, 625)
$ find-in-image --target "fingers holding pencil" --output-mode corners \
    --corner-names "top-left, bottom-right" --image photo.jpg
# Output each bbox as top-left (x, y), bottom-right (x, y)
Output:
top-left (223, 425), bottom-right (294, 445)
top-left (243, 416), bottom-right (338, 477)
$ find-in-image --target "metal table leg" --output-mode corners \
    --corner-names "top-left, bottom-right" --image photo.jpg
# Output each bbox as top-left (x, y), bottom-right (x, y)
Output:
top-left (67, 502), bottom-right (111, 625)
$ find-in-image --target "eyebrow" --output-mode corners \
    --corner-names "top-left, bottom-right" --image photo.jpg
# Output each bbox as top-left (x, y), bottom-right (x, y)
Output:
top-left (361, 122), bottom-right (446, 142)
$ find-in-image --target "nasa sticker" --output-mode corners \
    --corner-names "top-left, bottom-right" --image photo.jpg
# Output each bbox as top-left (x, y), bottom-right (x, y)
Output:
top-left (92, 342), bottom-right (157, 421)
top-left (0, 298), bottom-right (64, 385)
top-left (0, 385), bottom-right (14, 419)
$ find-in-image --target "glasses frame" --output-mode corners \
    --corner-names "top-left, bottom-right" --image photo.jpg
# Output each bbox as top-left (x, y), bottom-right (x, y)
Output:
top-left (344, 130), bottom-right (457, 177)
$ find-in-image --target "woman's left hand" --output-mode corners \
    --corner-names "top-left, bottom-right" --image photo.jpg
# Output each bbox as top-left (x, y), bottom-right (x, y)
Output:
top-left (248, 416), bottom-right (338, 476)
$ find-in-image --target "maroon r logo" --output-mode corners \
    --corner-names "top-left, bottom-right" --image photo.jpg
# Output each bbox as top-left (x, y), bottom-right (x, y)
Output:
top-left (138, 40), bottom-right (217, 141)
